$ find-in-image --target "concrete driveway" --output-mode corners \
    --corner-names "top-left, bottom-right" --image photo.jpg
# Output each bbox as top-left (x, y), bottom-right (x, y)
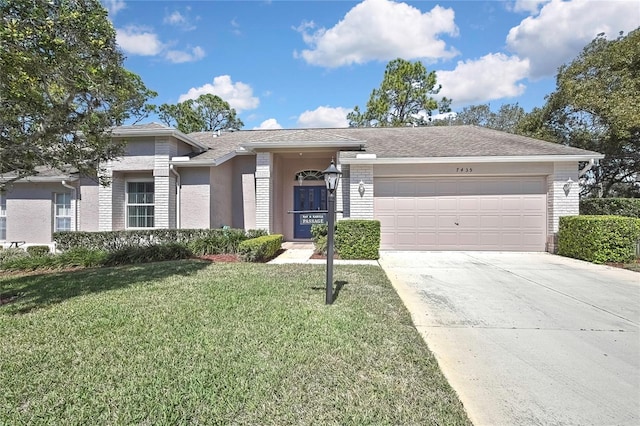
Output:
top-left (379, 252), bottom-right (640, 426)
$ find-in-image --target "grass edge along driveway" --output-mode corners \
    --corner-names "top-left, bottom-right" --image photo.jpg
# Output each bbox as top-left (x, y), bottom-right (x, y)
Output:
top-left (0, 261), bottom-right (470, 425)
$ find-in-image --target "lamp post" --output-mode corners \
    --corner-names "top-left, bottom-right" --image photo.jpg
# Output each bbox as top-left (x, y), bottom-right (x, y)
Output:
top-left (322, 159), bottom-right (342, 305)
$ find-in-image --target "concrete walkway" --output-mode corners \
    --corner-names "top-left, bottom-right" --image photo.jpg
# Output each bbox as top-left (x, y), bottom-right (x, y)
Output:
top-left (379, 251), bottom-right (640, 426)
top-left (268, 242), bottom-right (378, 265)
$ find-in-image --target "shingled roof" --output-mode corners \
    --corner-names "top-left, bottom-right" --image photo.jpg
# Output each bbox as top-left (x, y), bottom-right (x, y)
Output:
top-left (188, 125), bottom-right (601, 161)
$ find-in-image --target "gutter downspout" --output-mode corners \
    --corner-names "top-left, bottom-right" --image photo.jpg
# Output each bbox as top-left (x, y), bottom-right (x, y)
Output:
top-left (170, 165), bottom-right (181, 229)
top-left (61, 180), bottom-right (78, 231)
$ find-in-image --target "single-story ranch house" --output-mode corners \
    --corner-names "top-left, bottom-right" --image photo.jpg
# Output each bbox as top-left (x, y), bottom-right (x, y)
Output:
top-left (1, 123), bottom-right (603, 252)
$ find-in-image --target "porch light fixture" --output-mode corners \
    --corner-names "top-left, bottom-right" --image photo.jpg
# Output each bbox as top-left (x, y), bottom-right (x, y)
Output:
top-left (563, 178), bottom-right (573, 196)
top-left (358, 180), bottom-right (365, 197)
top-left (322, 159), bottom-right (342, 305)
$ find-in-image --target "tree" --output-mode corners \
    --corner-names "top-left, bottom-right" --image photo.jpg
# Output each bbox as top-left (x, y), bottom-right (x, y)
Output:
top-left (450, 103), bottom-right (526, 134)
top-left (524, 30), bottom-right (640, 197)
top-left (0, 0), bottom-right (156, 187)
top-left (158, 94), bottom-right (244, 133)
top-left (347, 58), bottom-right (451, 127)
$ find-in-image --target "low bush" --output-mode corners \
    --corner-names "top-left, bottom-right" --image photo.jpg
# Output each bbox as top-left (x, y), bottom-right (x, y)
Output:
top-left (558, 215), bottom-right (640, 263)
top-left (26, 246), bottom-right (50, 257)
top-left (580, 198), bottom-right (640, 218)
top-left (54, 228), bottom-right (265, 252)
top-left (56, 248), bottom-right (108, 268)
top-left (104, 243), bottom-right (192, 266)
top-left (335, 220), bottom-right (381, 260)
top-left (0, 248), bottom-right (29, 265)
top-left (238, 235), bottom-right (283, 262)
top-left (310, 224), bottom-right (328, 255)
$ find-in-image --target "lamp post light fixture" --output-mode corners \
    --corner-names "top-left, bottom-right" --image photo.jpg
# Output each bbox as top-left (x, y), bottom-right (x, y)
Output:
top-left (322, 159), bottom-right (342, 305)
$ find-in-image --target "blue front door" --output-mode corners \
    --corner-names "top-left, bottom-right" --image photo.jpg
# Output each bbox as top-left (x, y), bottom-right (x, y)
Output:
top-left (294, 186), bottom-right (327, 239)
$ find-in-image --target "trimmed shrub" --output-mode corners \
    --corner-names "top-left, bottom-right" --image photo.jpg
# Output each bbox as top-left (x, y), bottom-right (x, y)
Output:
top-left (580, 198), bottom-right (640, 218)
top-left (558, 215), bottom-right (640, 263)
top-left (238, 235), bottom-right (283, 262)
top-left (335, 220), bottom-right (381, 260)
top-left (311, 223), bottom-right (329, 255)
top-left (26, 245), bottom-right (51, 257)
top-left (104, 243), bottom-right (192, 266)
top-left (53, 228), bottom-right (263, 253)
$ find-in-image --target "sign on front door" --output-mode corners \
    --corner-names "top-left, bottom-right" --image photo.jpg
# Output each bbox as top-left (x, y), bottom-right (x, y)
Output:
top-left (293, 186), bottom-right (327, 238)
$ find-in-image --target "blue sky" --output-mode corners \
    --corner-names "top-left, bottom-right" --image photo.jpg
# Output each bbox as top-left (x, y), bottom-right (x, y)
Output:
top-left (104, 0), bottom-right (639, 130)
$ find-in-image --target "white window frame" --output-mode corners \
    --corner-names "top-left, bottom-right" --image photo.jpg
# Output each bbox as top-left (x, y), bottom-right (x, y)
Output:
top-left (0, 193), bottom-right (6, 241)
top-left (54, 192), bottom-right (72, 232)
top-left (126, 180), bottom-right (155, 229)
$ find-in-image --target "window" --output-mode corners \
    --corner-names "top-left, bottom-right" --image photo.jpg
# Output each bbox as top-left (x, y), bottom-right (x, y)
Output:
top-left (54, 192), bottom-right (72, 232)
top-left (127, 182), bottom-right (154, 228)
top-left (0, 194), bottom-right (6, 240)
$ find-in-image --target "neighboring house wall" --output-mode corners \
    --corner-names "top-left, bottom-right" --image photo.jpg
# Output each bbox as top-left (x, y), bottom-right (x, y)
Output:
top-left (4, 182), bottom-right (66, 245)
top-left (547, 162), bottom-right (580, 252)
top-left (179, 167), bottom-right (211, 229)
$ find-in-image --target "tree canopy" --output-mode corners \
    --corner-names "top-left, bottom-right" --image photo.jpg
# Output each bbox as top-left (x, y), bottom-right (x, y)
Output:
top-left (158, 94), bottom-right (244, 134)
top-left (522, 30), bottom-right (640, 197)
top-left (0, 0), bottom-right (156, 186)
top-left (347, 58), bottom-right (451, 127)
top-left (444, 103), bottom-right (526, 134)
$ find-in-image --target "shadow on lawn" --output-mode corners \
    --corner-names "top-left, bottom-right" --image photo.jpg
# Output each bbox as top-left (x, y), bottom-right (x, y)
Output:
top-left (310, 280), bottom-right (348, 303)
top-left (0, 260), bottom-right (210, 315)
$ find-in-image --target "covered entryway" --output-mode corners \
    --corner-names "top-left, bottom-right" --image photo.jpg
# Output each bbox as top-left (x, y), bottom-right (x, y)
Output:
top-left (374, 176), bottom-right (547, 251)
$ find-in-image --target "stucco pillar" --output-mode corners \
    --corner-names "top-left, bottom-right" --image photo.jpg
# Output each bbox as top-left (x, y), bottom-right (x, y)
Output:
top-left (547, 162), bottom-right (580, 252)
top-left (349, 164), bottom-right (374, 219)
top-left (255, 152), bottom-right (272, 232)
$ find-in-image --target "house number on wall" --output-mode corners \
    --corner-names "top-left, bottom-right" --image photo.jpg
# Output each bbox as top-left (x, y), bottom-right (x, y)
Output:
top-left (456, 167), bottom-right (473, 173)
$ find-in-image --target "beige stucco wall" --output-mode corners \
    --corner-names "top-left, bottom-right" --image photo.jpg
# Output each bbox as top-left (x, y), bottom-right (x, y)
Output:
top-left (210, 161), bottom-right (234, 228)
top-left (231, 155), bottom-right (256, 229)
top-left (179, 167), bottom-right (211, 229)
top-left (78, 177), bottom-right (99, 232)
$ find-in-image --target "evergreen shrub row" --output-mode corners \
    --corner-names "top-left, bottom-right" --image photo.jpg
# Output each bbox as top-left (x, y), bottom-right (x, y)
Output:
top-left (238, 234), bottom-right (283, 262)
top-left (311, 219), bottom-right (381, 260)
top-left (558, 215), bottom-right (640, 263)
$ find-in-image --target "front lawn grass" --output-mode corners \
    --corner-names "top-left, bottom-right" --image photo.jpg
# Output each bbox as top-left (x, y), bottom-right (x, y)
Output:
top-left (0, 261), bottom-right (470, 425)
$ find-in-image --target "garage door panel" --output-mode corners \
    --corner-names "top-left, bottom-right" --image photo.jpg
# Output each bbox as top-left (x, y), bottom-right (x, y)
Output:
top-left (374, 177), bottom-right (546, 251)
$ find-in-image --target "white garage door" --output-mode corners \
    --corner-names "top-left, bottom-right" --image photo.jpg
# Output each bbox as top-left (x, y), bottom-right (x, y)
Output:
top-left (374, 177), bottom-right (547, 251)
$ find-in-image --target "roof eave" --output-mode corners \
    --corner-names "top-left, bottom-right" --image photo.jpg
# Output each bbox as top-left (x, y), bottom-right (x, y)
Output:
top-left (340, 154), bottom-right (605, 165)
top-left (111, 127), bottom-right (208, 152)
top-left (241, 141), bottom-right (365, 152)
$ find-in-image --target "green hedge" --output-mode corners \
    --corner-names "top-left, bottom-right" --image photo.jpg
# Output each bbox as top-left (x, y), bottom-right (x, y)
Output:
top-left (26, 245), bottom-right (50, 257)
top-left (238, 235), bottom-right (283, 262)
top-left (335, 220), bottom-right (381, 260)
top-left (580, 198), bottom-right (640, 218)
top-left (53, 228), bottom-right (267, 252)
top-left (558, 215), bottom-right (640, 263)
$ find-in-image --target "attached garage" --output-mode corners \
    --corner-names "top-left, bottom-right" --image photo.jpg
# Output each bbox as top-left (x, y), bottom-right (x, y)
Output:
top-left (374, 176), bottom-right (547, 251)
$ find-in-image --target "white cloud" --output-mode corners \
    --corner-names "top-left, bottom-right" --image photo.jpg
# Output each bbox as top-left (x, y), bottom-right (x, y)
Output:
top-left (506, 0), bottom-right (639, 79)
top-left (179, 75), bottom-right (260, 113)
top-left (254, 119), bottom-right (283, 130)
top-left (165, 46), bottom-right (205, 64)
top-left (437, 53), bottom-right (530, 106)
top-left (294, 0), bottom-right (459, 67)
top-left (297, 106), bottom-right (351, 128)
top-left (103, 0), bottom-right (126, 17)
top-left (510, 0), bottom-right (549, 14)
top-left (163, 10), bottom-right (197, 31)
top-left (116, 27), bottom-right (164, 56)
